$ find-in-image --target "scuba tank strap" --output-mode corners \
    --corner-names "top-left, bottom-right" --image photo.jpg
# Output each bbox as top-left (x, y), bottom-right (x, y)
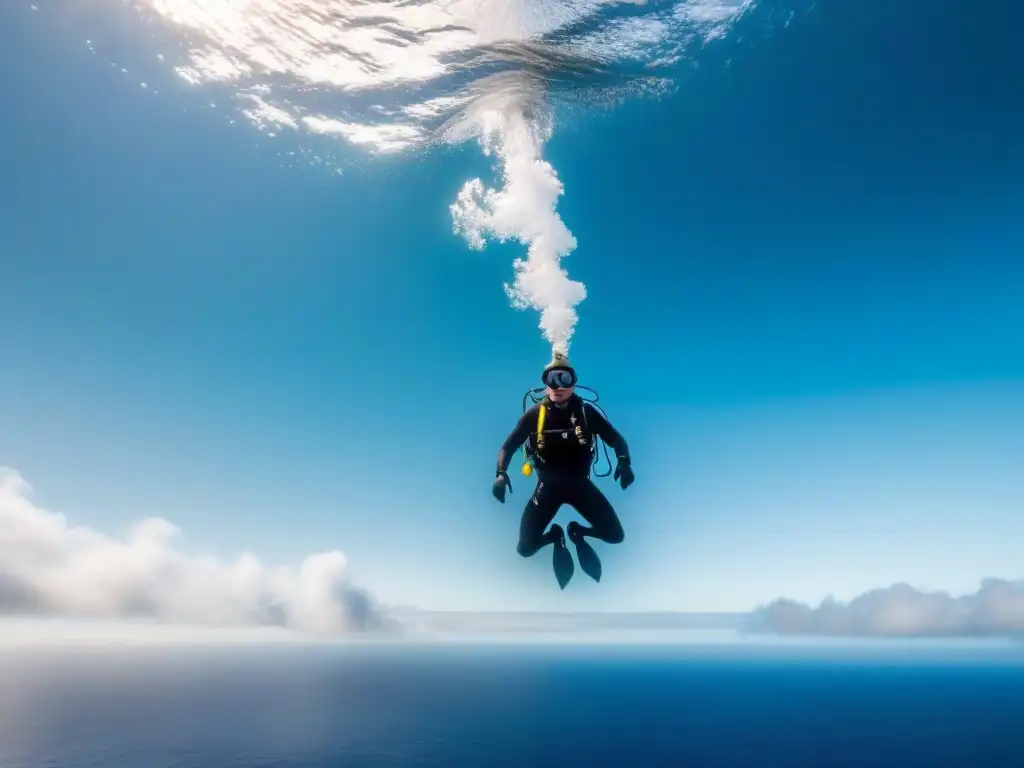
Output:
top-left (574, 399), bottom-right (590, 447)
top-left (521, 402), bottom-right (548, 476)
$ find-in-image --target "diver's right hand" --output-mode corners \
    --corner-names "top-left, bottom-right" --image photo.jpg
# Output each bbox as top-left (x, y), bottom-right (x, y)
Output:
top-left (492, 472), bottom-right (512, 503)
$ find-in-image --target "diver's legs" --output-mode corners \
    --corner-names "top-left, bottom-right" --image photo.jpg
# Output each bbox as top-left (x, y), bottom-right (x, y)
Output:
top-left (517, 479), bottom-right (575, 588)
top-left (516, 480), bottom-right (563, 557)
top-left (564, 479), bottom-right (622, 583)
top-left (567, 479), bottom-right (625, 544)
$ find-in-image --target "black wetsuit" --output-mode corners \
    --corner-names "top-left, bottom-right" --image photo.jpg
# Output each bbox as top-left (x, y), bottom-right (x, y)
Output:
top-left (496, 394), bottom-right (630, 557)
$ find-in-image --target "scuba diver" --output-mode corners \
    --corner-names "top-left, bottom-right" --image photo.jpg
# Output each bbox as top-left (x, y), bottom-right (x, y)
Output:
top-left (492, 352), bottom-right (635, 589)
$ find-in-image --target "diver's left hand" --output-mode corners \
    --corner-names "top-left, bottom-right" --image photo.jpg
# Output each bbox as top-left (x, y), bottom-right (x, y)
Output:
top-left (614, 458), bottom-right (634, 490)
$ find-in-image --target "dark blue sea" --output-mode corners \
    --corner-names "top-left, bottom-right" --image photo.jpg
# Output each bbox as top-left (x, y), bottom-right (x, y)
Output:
top-left (3, 642), bottom-right (1023, 767)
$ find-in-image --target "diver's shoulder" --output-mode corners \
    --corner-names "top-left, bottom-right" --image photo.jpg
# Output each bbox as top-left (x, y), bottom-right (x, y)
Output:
top-left (579, 399), bottom-right (606, 421)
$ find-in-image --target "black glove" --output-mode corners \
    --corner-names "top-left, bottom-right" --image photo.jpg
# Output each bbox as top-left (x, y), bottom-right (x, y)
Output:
top-left (613, 457), bottom-right (634, 490)
top-left (492, 471), bottom-right (512, 503)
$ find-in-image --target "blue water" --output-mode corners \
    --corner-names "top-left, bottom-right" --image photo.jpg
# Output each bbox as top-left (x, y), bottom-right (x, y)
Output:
top-left (3, 644), bottom-right (1024, 767)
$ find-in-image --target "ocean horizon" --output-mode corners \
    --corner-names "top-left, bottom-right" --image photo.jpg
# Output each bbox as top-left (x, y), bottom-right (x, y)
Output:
top-left (2, 639), bottom-right (1023, 768)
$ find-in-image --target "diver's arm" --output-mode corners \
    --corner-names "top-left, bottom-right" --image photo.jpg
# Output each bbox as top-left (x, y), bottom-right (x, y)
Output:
top-left (496, 407), bottom-right (537, 475)
top-left (585, 404), bottom-right (630, 461)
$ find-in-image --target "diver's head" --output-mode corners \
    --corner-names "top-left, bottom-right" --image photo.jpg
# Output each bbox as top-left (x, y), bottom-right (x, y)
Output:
top-left (542, 351), bottom-right (576, 404)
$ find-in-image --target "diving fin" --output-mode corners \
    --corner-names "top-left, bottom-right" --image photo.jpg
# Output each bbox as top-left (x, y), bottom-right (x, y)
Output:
top-left (550, 524), bottom-right (575, 589)
top-left (568, 521), bottom-right (602, 582)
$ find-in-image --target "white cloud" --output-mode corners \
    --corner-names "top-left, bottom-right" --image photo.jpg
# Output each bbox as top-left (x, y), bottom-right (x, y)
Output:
top-left (0, 468), bottom-right (395, 638)
top-left (746, 579), bottom-right (1024, 638)
top-left (448, 74), bottom-right (585, 354)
